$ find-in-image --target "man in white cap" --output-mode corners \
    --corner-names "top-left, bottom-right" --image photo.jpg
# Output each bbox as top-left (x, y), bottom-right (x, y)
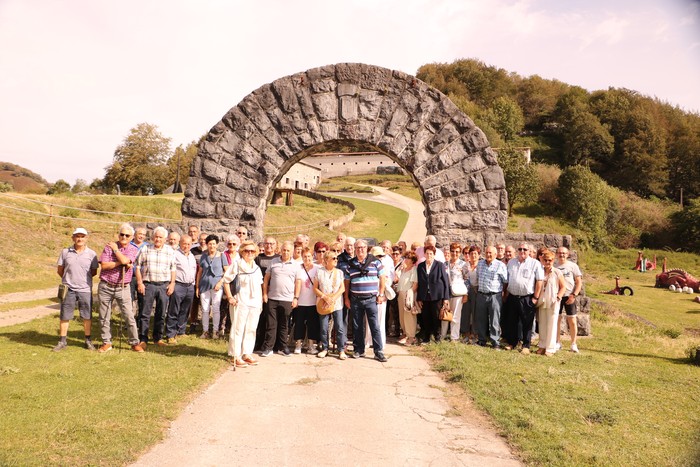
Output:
top-left (52, 227), bottom-right (99, 351)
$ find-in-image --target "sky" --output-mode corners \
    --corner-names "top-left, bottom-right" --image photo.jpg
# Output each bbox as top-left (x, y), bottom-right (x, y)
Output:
top-left (0, 0), bottom-right (698, 185)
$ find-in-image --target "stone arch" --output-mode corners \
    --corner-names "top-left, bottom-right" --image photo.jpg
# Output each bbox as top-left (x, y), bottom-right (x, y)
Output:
top-left (183, 63), bottom-right (508, 243)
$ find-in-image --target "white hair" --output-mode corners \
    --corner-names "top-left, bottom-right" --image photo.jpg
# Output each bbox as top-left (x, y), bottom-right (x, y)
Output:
top-left (153, 226), bottom-right (168, 238)
top-left (119, 223), bottom-right (135, 235)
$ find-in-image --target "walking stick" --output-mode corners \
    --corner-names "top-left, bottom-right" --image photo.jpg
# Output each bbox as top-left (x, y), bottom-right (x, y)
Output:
top-left (119, 264), bottom-right (125, 353)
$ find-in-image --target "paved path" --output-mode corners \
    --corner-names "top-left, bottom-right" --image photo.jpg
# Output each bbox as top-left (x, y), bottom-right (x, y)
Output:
top-left (325, 185), bottom-right (427, 243)
top-left (0, 287), bottom-right (58, 327)
top-left (132, 343), bottom-right (520, 467)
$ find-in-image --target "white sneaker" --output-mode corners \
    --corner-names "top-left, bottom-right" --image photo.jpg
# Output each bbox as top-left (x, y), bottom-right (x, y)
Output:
top-left (260, 350), bottom-right (273, 357)
top-left (317, 350), bottom-right (327, 358)
top-left (556, 342), bottom-right (561, 350)
top-left (571, 343), bottom-right (579, 353)
top-left (294, 342), bottom-right (302, 354)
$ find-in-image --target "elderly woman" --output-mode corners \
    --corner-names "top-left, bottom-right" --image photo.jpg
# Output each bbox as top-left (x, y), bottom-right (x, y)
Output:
top-left (536, 250), bottom-right (566, 356)
top-left (442, 242), bottom-right (469, 341)
top-left (396, 252), bottom-right (419, 345)
top-left (416, 245), bottom-right (450, 343)
top-left (461, 245), bottom-right (481, 344)
top-left (388, 245), bottom-right (404, 338)
top-left (218, 234), bottom-right (240, 337)
top-left (195, 234), bottom-right (229, 339)
top-left (293, 247), bottom-right (320, 354)
top-left (224, 240), bottom-right (263, 367)
top-left (313, 250), bottom-right (346, 359)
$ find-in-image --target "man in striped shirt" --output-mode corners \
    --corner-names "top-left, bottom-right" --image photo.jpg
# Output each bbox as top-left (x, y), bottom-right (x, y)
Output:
top-left (343, 239), bottom-right (388, 362)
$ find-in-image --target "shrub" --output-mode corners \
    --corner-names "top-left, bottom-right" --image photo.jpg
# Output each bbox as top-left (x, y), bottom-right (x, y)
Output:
top-left (83, 197), bottom-right (119, 215)
top-left (670, 198), bottom-right (700, 253)
top-left (533, 163), bottom-right (561, 206)
top-left (556, 165), bottom-right (612, 251)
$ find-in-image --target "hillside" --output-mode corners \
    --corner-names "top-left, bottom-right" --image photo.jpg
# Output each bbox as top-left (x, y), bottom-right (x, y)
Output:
top-left (0, 162), bottom-right (48, 193)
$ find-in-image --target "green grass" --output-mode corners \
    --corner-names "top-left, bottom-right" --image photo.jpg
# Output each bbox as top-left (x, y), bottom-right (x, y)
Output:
top-left (0, 314), bottom-right (229, 466)
top-left (0, 298), bottom-right (56, 313)
top-left (323, 174), bottom-right (423, 201)
top-left (424, 306), bottom-right (700, 466)
top-left (263, 194), bottom-right (352, 243)
top-left (334, 196), bottom-right (407, 242)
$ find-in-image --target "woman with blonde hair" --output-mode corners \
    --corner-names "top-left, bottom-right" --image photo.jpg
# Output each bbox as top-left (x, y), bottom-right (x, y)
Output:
top-left (443, 242), bottom-right (469, 341)
top-left (396, 252), bottom-right (419, 345)
top-left (536, 250), bottom-right (566, 356)
top-left (224, 240), bottom-right (263, 368)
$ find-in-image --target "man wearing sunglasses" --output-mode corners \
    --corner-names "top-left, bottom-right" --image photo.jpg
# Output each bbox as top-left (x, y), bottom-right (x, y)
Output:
top-left (96, 224), bottom-right (142, 352)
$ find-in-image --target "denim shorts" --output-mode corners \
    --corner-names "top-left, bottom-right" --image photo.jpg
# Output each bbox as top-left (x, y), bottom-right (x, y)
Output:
top-left (60, 289), bottom-right (93, 320)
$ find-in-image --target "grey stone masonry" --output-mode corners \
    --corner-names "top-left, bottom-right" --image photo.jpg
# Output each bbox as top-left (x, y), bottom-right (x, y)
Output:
top-left (182, 63), bottom-right (508, 241)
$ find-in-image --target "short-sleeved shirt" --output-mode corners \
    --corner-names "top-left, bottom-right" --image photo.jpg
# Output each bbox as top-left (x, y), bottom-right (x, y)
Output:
top-left (316, 267), bottom-right (344, 310)
top-left (255, 253), bottom-right (279, 277)
top-left (99, 243), bottom-right (139, 285)
top-left (266, 257), bottom-right (298, 301)
top-left (199, 252), bottom-right (228, 293)
top-left (295, 264), bottom-right (318, 306)
top-left (397, 266), bottom-right (417, 293)
top-left (555, 260), bottom-right (583, 295)
top-left (57, 247), bottom-right (98, 292)
top-left (344, 255), bottom-right (384, 296)
top-left (447, 259), bottom-right (469, 287)
top-left (506, 257), bottom-right (544, 296)
top-left (470, 258), bottom-right (508, 293)
top-left (174, 248), bottom-right (197, 285)
top-left (134, 244), bottom-right (176, 282)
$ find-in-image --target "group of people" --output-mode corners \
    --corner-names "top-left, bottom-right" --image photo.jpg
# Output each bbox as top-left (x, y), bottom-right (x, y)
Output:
top-left (53, 226), bottom-right (583, 364)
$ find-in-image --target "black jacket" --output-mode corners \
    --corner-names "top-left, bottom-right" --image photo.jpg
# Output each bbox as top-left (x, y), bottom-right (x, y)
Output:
top-left (416, 260), bottom-right (450, 301)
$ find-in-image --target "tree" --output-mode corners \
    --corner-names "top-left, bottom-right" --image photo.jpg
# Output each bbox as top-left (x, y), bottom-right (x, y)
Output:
top-left (561, 111), bottom-right (614, 168)
top-left (103, 123), bottom-right (172, 195)
top-left (497, 147), bottom-right (540, 215)
top-left (484, 96), bottom-right (524, 141)
top-left (556, 165), bottom-right (613, 251)
top-left (71, 178), bottom-right (89, 193)
top-left (166, 139), bottom-right (200, 192)
top-left (47, 179), bottom-right (70, 195)
top-left (671, 198), bottom-right (700, 253)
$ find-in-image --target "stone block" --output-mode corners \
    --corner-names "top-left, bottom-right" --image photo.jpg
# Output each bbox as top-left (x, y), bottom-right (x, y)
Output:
top-left (448, 212), bottom-right (474, 229)
top-left (358, 89), bottom-right (382, 120)
top-left (252, 84), bottom-right (277, 110)
top-left (339, 95), bottom-right (358, 122)
top-left (426, 122), bottom-right (460, 154)
top-left (218, 131), bottom-right (244, 155)
top-left (183, 198), bottom-right (214, 218)
top-left (359, 64), bottom-right (392, 90)
top-left (454, 193), bottom-right (479, 211)
top-left (272, 77), bottom-right (300, 114)
top-left (202, 159), bottom-right (227, 184)
top-left (222, 107), bottom-right (247, 132)
top-left (469, 173), bottom-right (486, 192)
top-left (482, 165), bottom-right (506, 190)
top-left (312, 92), bottom-right (337, 121)
top-left (210, 184), bottom-right (234, 203)
top-left (337, 83), bottom-right (358, 97)
top-left (335, 63), bottom-right (361, 83)
top-left (440, 178), bottom-right (469, 197)
top-left (462, 128), bottom-right (489, 153)
top-left (478, 190), bottom-right (502, 210)
top-left (385, 106), bottom-right (409, 137)
top-left (558, 313), bottom-right (591, 337)
top-left (319, 121), bottom-right (338, 140)
top-left (311, 78), bottom-right (336, 93)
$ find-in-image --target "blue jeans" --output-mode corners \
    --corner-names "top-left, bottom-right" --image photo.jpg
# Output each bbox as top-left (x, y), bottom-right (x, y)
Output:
top-left (351, 294), bottom-right (382, 355)
top-left (165, 282), bottom-right (194, 338)
top-left (475, 291), bottom-right (502, 347)
top-left (319, 309), bottom-right (346, 351)
top-left (139, 281), bottom-right (169, 343)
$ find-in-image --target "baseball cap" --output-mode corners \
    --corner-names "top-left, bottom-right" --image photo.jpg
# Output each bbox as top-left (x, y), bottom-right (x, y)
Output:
top-left (72, 227), bottom-right (88, 236)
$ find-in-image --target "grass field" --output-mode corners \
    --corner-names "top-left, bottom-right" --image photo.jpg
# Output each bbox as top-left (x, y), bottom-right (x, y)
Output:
top-left (321, 174), bottom-right (423, 201)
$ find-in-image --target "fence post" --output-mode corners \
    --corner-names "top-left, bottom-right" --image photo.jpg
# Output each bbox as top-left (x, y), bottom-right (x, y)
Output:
top-left (48, 204), bottom-right (53, 231)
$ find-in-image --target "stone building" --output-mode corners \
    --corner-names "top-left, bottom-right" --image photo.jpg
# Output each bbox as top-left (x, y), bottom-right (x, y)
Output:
top-left (303, 152), bottom-right (401, 178)
top-left (275, 160), bottom-right (321, 190)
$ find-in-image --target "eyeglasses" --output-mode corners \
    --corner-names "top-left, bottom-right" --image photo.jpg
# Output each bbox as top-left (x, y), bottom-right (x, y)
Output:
top-left (542, 259), bottom-right (553, 263)
top-left (316, 250), bottom-right (326, 254)
top-left (236, 231), bottom-right (247, 235)
top-left (119, 233), bottom-right (132, 238)
top-left (356, 246), bottom-right (367, 249)
top-left (227, 243), bottom-right (238, 246)
top-left (518, 248), bottom-right (528, 251)
top-left (242, 249), bottom-right (256, 253)
top-left (331, 258), bottom-right (338, 262)
top-left (391, 252), bottom-right (401, 256)
top-left (331, 249), bottom-right (341, 253)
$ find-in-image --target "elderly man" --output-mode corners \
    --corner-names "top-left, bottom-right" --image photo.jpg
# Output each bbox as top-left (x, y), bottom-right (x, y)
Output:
top-left (502, 243), bottom-right (544, 354)
top-left (164, 234), bottom-right (197, 344)
top-left (135, 226), bottom-right (176, 348)
top-left (496, 243), bottom-right (507, 263)
top-left (378, 240), bottom-right (398, 341)
top-left (167, 231), bottom-right (181, 249)
top-left (254, 236), bottom-right (279, 350)
top-left (96, 223), bottom-right (143, 353)
top-left (188, 225), bottom-right (200, 248)
top-left (52, 227), bottom-right (99, 352)
top-left (555, 247), bottom-right (583, 353)
top-left (504, 245), bottom-right (516, 263)
top-left (343, 239), bottom-right (388, 362)
top-left (415, 235), bottom-right (446, 264)
top-left (235, 226), bottom-right (248, 242)
top-left (129, 227), bottom-right (148, 325)
top-left (261, 241), bottom-right (297, 357)
top-left (468, 245), bottom-right (508, 349)
top-left (335, 232), bottom-right (347, 245)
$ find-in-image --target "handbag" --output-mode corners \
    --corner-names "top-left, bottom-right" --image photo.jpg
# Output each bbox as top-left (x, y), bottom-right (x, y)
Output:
top-left (439, 301), bottom-right (453, 321)
top-left (384, 284), bottom-right (396, 300)
top-left (316, 269), bottom-right (336, 315)
top-left (450, 281), bottom-right (468, 297)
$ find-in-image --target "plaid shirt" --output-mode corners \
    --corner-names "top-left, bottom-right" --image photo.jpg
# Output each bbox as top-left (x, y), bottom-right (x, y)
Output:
top-left (99, 243), bottom-right (139, 285)
top-left (470, 258), bottom-right (508, 293)
top-left (135, 244), bottom-right (176, 282)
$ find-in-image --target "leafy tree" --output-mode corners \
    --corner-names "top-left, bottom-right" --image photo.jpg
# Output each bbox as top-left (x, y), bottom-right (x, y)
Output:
top-left (167, 139), bottom-right (200, 192)
top-left (671, 198), bottom-right (700, 253)
top-left (561, 111), bottom-right (614, 168)
top-left (556, 165), bottom-right (613, 251)
top-left (47, 179), bottom-right (71, 195)
top-left (103, 123), bottom-right (172, 195)
top-left (484, 96), bottom-right (524, 141)
top-left (516, 75), bottom-right (569, 128)
top-left (71, 179), bottom-right (89, 193)
top-left (88, 178), bottom-right (105, 194)
top-left (666, 118), bottom-right (700, 202)
top-left (0, 181), bottom-right (11, 193)
top-left (498, 147), bottom-right (540, 215)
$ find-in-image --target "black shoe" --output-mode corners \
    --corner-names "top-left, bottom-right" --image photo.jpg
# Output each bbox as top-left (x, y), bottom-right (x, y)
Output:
top-left (277, 349), bottom-right (291, 357)
top-left (52, 341), bottom-right (67, 352)
top-left (374, 353), bottom-right (388, 363)
top-left (84, 340), bottom-right (96, 351)
top-left (353, 351), bottom-right (365, 359)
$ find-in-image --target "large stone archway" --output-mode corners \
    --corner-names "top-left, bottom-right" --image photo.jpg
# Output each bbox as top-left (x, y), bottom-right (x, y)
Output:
top-left (183, 63), bottom-right (508, 243)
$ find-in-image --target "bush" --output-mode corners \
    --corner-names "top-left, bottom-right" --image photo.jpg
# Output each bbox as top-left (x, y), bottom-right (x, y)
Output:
top-left (671, 198), bottom-right (700, 253)
top-left (0, 181), bottom-right (11, 193)
top-left (83, 197), bottom-right (119, 215)
top-left (533, 163), bottom-right (561, 206)
top-left (556, 165), bottom-right (612, 251)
